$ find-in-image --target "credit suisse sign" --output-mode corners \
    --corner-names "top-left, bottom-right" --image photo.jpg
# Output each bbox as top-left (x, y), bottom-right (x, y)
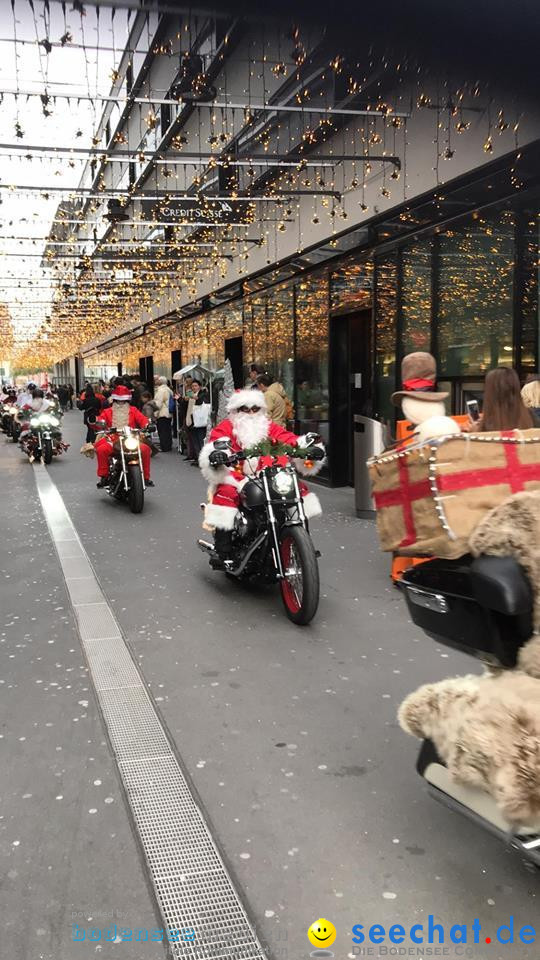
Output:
top-left (141, 198), bottom-right (255, 225)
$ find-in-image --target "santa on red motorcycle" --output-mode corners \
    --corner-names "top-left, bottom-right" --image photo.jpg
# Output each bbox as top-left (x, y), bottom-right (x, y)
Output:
top-left (199, 388), bottom-right (325, 557)
top-left (93, 384), bottom-right (153, 487)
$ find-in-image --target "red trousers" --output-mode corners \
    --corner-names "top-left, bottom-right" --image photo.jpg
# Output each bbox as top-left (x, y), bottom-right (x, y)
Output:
top-left (95, 436), bottom-right (151, 481)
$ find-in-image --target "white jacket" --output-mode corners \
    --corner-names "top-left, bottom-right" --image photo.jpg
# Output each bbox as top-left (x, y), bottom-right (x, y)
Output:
top-left (153, 383), bottom-right (172, 418)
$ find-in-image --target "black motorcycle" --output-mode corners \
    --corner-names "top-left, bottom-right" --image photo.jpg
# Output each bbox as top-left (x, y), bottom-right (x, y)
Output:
top-left (95, 423), bottom-right (154, 514)
top-left (399, 554), bottom-right (540, 868)
top-left (21, 410), bottom-right (66, 463)
top-left (197, 442), bottom-right (324, 625)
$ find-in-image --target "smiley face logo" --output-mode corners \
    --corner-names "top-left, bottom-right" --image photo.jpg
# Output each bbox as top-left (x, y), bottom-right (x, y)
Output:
top-left (307, 919), bottom-right (336, 948)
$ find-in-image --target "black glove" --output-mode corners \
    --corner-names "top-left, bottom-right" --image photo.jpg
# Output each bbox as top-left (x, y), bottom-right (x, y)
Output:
top-left (304, 432), bottom-right (322, 446)
top-left (209, 449), bottom-right (229, 467)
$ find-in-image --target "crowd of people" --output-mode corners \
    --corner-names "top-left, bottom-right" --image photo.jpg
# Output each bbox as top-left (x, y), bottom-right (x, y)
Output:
top-left (5, 363), bottom-right (539, 461)
top-left (75, 373), bottom-right (211, 461)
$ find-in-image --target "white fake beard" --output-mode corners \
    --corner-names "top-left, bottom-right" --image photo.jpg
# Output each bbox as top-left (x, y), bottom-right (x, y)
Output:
top-left (231, 411), bottom-right (269, 449)
top-left (112, 403), bottom-right (130, 429)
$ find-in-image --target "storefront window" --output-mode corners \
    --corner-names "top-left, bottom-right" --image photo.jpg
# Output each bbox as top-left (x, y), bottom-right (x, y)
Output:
top-left (375, 254), bottom-right (398, 422)
top-left (190, 317), bottom-right (209, 368)
top-left (438, 208), bottom-right (515, 376)
top-left (330, 258), bottom-right (373, 314)
top-left (519, 213), bottom-right (539, 371)
top-left (265, 283), bottom-right (294, 396)
top-left (401, 241), bottom-right (432, 354)
top-left (247, 283), bottom-right (294, 395)
top-left (295, 273), bottom-right (329, 442)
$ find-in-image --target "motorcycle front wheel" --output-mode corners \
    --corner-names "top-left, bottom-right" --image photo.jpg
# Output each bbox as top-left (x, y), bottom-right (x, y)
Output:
top-left (279, 525), bottom-right (320, 625)
top-left (43, 439), bottom-right (53, 464)
top-left (127, 463), bottom-right (144, 514)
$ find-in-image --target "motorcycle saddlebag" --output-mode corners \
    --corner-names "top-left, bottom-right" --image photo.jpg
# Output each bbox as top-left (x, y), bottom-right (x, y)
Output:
top-left (400, 555), bottom-right (533, 667)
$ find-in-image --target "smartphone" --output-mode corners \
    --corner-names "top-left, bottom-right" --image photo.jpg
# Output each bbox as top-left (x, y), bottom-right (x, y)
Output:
top-left (466, 399), bottom-right (480, 422)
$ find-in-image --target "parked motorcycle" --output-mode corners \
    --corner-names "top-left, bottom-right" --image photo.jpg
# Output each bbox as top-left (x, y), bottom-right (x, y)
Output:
top-left (399, 554), bottom-right (540, 868)
top-left (197, 443), bottom-right (324, 625)
top-left (21, 410), bottom-right (67, 463)
top-left (95, 423), bottom-right (154, 514)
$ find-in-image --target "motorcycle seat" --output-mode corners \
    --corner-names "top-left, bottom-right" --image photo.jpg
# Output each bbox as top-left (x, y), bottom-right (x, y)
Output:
top-left (470, 555), bottom-right (533, 617)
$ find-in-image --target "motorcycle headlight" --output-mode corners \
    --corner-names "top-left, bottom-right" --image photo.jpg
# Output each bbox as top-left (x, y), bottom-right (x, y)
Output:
top-left (272, 470), bottom-right (294, 496)
top-left (124, 436), bottom-right (139, 451)
top-left (30, 417), bottom-right (39, 427)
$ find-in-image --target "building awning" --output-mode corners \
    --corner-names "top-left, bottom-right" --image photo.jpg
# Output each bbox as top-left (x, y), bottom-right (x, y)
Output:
top-left (172, 362), bottom-right (215, 380)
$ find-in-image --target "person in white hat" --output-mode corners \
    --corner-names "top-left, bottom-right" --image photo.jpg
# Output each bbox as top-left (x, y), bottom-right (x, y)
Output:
top-left (198, 388), bottom-right (325, 558)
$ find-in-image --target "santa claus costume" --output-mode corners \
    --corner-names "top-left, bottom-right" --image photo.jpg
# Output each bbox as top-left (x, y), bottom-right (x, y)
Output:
top-left (93, 385), bottom-right (152, 484)
top-left (199, 388), bottom-right (325, 532)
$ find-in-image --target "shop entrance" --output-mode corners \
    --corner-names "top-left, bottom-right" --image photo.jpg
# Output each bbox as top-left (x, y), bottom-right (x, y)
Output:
top-left (225, 336), bottom-right (243, 387)
top-left (139, 355), bottom-right (154, 390)
top-left (171, 349), bottom-right (182, 380)
top-left (329, 310), bottom-right (373, 486)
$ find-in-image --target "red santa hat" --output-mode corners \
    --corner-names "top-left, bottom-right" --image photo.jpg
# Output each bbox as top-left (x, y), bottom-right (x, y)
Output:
top-left (226, 388), bottom-right (267, 414)
top-left (110, 385), bottom-right (132, 402)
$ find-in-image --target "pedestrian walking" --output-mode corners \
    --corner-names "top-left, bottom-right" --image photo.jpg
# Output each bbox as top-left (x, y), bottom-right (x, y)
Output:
top-left (153, 376), bottom-right (173, 451)
top-left (77, 383), bottom-right (102, 442)
top-left (57, 384), bottom-right (69, 412)
top-left (256, 374), bottom-right (292, 426)
top-left (190, 383), bottom-right (211, 461)
top-left (67, 383), bottom-right (74, 409)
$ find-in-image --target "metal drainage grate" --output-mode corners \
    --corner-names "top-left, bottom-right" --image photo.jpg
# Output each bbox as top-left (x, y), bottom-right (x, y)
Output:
top-left (33, 465), bottom-right (266, 960)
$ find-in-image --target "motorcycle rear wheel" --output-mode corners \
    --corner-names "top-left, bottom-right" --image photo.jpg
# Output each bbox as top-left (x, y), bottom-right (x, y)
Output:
top-left (127, 464), bottom-right (144, 514)
top-left (279, 525), bottom-right (320, 625)
top-left (43, 439), bottom-right (53, 464)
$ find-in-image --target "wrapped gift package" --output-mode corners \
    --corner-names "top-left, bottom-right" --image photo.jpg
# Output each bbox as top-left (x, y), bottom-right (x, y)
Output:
top-left (368, 429), bottom-right (540, 559)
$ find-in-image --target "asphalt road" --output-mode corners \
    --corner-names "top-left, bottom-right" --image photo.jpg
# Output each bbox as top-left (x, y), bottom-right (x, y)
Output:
top-left (2, 410), bottom-right (538, 960)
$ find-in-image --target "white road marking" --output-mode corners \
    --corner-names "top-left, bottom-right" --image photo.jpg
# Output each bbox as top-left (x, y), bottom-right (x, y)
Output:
top-left (33, 463), bottom-right (266, 960)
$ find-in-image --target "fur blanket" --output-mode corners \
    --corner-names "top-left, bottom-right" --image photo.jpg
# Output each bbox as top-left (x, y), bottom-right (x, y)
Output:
top-left (399, 491), bottom-right (540, 829)
top-left (399, 671), bottom-right (540, 828)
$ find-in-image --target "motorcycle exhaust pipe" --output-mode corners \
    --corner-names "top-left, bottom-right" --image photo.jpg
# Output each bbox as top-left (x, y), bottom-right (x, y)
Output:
top-left (197, 539), bottom-right (216, 555)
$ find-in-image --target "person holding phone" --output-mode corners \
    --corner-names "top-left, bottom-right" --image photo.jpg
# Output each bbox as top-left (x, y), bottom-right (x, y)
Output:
top-left (470, 367), bottom-right (535, 432)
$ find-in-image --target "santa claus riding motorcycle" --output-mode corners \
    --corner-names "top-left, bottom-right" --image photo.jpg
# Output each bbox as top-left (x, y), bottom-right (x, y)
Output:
top-left (92, 384), bottom-right (155, 514)
top-left (197, 388), bottom-right (325, 624)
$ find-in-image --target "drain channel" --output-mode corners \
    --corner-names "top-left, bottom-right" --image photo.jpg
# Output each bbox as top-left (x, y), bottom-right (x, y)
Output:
top-left (33, 464), bottom-right (266, 960)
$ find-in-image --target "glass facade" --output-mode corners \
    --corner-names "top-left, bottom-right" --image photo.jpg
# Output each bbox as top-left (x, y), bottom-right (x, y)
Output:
top-left (374, 255), bottom-right (398, 423)
top-left (401, 241), bottom-right (432, 355)
top-left (296, 273), bottom-right (330, 443)
top-left (438, 209), bottom-right (515, 376)
top-left (98, 190), bottom-right (540, 483)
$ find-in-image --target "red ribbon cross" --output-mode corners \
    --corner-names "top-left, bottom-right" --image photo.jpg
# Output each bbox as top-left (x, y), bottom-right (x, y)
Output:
top-left (374, 434), bottom-right (540, 548)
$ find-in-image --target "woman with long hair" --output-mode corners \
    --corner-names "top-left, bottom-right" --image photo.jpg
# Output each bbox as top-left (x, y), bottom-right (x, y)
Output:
top-left (474, 367), bottom-right (534, 432)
